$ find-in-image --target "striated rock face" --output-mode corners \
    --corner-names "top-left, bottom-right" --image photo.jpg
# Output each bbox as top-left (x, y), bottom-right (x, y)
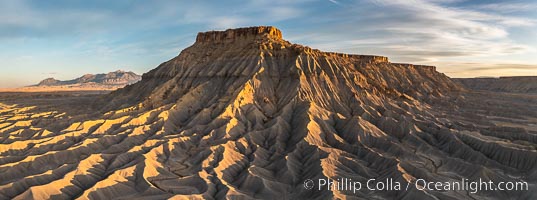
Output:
top-left (196, 26), bottom-right (283, 44)
top-left (455, 76), bottom-right (537, 94)
top-left (0, 27), bottom-right (535, 200)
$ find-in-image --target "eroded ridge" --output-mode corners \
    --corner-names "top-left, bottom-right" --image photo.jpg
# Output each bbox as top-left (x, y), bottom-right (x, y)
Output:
top-left (0, 27), bottom-right (535, 200)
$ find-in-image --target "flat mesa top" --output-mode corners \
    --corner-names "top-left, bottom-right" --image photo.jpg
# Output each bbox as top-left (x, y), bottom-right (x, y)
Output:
top-left (196, 26), bottom-right (283, 43)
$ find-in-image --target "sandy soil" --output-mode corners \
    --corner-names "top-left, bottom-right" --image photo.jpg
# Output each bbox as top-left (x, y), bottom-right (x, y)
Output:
top-left (0, 85), bottom-right (123, 93)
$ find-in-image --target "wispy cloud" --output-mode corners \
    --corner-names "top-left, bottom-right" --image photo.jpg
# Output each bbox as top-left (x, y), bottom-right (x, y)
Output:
top-left (459, 63), bottom-right (537, 71)
top-left (437, 62), bottom-right (537, 77)
top-left (0, 0), bottom-right (536, 87)
top-left (473, 2), bottom-right (537, 14)
top-left (0, 0), bottom-right (318, 87)
top-left (289, 0), bottom-right (536, 64)
top-left (327, 0), bottom-right (341, 5)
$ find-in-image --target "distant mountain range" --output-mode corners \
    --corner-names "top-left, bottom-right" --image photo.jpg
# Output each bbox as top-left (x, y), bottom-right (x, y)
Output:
top-left (0, 70), bottom-right (142, 92)
top-left (35, 70), bottom-right (141, 87)
top-left (454, 76), bottom-right (537, 94)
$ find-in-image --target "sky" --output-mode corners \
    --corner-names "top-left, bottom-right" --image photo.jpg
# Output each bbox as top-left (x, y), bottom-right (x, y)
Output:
top-left (1, 0), bottom-right (536, 88)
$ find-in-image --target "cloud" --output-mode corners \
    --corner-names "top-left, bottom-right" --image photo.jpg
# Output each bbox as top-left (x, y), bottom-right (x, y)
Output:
top-left (473, 2), bottom-right (537, 14)
top-left (0, 0), bottom-right (319, 87)
top-left (0, 0), bottom-right (311, 40)
top-left (445, 63), bottom-right (537, 71)
top-left (5, 0), bottom-right (532, 62)
top-left (0, 0), bottom-right (536, 85)
top-left (288, 0), bottom-right (536, 64)
top-left (435, 62), bottom-right (537, 77)
top-left (327, 0), bottom-right (341, 5)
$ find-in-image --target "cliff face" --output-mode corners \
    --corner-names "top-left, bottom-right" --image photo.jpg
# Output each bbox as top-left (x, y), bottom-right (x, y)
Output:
top-left (195, 26), bottom-right (282, 44)
top-left (2, 27), bottom-right (535, 200)
top-left (455, 76), bottom-right (537, 94)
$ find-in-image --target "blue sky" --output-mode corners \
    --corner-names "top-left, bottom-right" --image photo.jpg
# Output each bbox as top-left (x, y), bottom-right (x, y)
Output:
top-left (1, 0), bottom-right (536, 88)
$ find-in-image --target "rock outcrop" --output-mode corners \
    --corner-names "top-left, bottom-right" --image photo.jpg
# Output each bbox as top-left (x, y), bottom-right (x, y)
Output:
top-left (0, 27), bottom-right (535, 200)
top-left (195, 26), bottom-right (283, 44)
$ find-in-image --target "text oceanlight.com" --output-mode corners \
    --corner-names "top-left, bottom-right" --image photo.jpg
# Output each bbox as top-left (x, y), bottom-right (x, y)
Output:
top-left (303, 178), bottom-right (529, 194)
